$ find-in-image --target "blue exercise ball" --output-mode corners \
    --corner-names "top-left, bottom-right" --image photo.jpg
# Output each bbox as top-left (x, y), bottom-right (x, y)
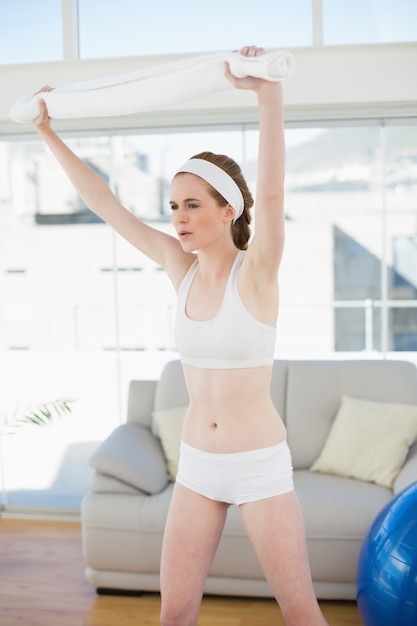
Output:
top-left (357, 481), bottom-right (417, 626)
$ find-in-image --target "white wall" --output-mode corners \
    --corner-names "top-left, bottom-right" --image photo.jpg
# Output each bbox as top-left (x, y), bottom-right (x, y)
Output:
top-left (1, 43), bottom-right (417, 136)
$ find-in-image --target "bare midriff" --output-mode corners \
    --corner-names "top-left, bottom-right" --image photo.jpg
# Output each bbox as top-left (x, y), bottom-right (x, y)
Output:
top-left (181, 364), bottom-right (286, 453)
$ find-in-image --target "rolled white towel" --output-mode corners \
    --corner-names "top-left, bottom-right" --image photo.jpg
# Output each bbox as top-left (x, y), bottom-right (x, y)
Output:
top-left (9, 49), bottom-right (295, 124)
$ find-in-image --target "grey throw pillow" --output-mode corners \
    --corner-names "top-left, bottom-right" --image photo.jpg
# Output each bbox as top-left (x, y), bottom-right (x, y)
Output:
top-left (90, 422), bottom-right (168, 494)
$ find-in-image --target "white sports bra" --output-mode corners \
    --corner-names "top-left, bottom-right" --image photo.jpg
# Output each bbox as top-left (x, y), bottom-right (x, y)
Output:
top-left (174, 250), bottom-right (276, 369)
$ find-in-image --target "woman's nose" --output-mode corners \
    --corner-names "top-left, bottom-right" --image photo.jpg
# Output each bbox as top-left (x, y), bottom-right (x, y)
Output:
top-left (175, 207), bottom-right (188, 222)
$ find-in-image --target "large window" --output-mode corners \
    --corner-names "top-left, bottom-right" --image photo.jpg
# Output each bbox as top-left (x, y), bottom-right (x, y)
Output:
top-left (323, 0), bottom-right (417, 45)
top-left (1, 0), bottom-right (416, 66)
top-left (77, 0), bottom-right (312, 58)
top-left (0, 0), bottom-right (62, 64)
top-left (282, 122), bottom-right (417, 354)
top-left (1, 118), bottom-right (416, 511)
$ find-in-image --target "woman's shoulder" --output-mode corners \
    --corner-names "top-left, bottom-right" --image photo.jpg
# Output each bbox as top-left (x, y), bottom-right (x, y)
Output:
top-left (169, 252), bottom-right (198, 292)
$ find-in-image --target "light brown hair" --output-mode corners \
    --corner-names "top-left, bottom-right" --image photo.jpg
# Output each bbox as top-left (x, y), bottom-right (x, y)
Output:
top-left (180, 151), bottom-right (253, 250)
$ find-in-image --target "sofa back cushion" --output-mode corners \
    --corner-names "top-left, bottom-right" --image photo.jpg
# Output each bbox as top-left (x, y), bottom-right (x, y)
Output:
top-left (154, 359), bottom-right (190, 411)
top-left (127, 380), bottom-right (157, 427)
top-left (285, 359), bottom-right (417, 469)
top-left (269, 360), bottom-right (288, 420)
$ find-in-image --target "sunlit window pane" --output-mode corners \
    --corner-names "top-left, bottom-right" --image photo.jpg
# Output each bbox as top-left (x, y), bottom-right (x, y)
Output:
top-left (0, 0), bottom-right (62, 65)
top-left (78, 0), bottom-right (312, 59)
top-left (386, 123), bottom-right (417, 301)
top-left (281, 125), bottom-right (384, 353)
top-left (386, 122), bottom-right (417, 351)
top-left (323, 0), bottom-right (417, 45)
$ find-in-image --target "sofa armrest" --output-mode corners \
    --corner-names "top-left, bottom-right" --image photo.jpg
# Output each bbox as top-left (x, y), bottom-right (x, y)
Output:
top-left (393, 442), bottom-right (417, 495)
top-left (89, 422), bottom-right (168, 494)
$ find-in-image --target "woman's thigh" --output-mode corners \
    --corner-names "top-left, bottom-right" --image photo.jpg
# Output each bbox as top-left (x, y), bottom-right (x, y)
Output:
top-left (239, 492), bottom-right (321, 619)
top-left (160, 483), bottom-right (228, 624)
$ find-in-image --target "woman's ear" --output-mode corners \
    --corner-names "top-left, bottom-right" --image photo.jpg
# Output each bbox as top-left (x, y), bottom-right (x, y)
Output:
top-left (224, 204), bottom-right (236, 223)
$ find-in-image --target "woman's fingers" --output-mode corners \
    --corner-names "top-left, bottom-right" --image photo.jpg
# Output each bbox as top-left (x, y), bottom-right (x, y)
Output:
top-left (239, 45), bottom-right (265, 57)
top-left (33, 97), bottom-right (51, 127)
top-left (34, 85), bottom-right (54, 96)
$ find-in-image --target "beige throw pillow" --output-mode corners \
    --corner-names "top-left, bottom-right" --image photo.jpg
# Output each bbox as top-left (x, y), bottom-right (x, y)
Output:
top-left (310, 395), bottom-right (417, 488)
top-left (152, 406), bottom-right (187, 480)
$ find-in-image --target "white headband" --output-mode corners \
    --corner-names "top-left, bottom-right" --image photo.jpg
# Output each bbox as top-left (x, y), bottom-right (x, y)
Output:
top-left (176, 158), bottom-right (244, 223)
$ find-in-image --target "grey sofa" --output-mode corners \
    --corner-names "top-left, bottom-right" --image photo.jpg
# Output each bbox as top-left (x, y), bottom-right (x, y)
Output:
top-left (81, 358), bottom-right (417, 599)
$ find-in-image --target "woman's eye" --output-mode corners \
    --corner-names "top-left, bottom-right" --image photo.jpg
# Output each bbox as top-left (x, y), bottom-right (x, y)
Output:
top-left (169, 203), bottom-right (198, 211)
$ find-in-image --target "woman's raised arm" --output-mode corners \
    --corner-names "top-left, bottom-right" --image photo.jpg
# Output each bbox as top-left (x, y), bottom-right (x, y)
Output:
top-left (253, 80), bottom-right (285, 268)
top-left (225, 47), bottom-right (286, 274)
top-left (33, 92), bottom-right (189, 281)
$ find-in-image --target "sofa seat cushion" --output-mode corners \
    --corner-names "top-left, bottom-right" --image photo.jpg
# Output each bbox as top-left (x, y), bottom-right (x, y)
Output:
top-left (295, 470), bottom-right (392, 538)
top-left (82, 487), bottom-right (174, 574)
top-left (89, 423), bottom-right (168, 494)
top-left (82, 485), bottom-right (174, 532)
top-left (294, 470), bottom-right (392, 583)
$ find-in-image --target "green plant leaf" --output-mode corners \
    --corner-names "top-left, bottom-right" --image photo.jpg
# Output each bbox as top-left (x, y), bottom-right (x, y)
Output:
top-left (6, 398), bottom-right (75, 433)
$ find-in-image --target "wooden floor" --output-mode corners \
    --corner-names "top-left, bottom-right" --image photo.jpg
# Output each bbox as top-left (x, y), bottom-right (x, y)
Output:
top-left (0, 519), bottom-right (363, 626)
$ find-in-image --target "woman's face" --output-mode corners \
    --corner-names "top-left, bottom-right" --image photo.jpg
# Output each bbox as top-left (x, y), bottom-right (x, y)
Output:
top-left (170, 173), bottom-right (231, 251)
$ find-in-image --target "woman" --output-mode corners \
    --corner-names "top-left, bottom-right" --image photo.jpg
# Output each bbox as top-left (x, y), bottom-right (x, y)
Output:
top-left (34, 46), bottom-right (328, 626)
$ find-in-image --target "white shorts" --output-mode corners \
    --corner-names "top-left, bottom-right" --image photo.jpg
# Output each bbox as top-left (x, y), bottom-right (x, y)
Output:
top-left (176, 440), bottom-right (294, 505)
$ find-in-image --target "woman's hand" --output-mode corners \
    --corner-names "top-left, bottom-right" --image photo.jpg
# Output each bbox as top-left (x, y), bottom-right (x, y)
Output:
top-left (225, 45), bottom-right (270, 92)
top-left (33, 86), bottom-right (54, 130)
